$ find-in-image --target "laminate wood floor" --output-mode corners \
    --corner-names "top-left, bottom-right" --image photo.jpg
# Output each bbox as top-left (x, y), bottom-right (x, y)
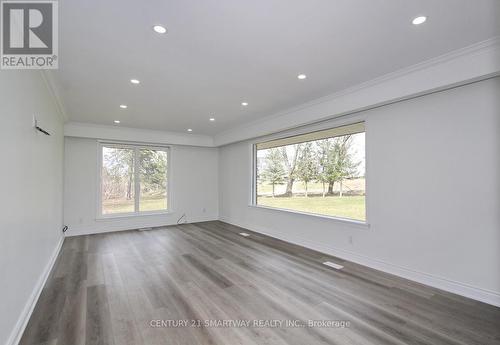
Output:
top-left (20, 221), bottom-right (500, 345)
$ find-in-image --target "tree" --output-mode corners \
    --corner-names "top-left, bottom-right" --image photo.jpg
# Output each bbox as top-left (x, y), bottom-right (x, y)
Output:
top-left (316, 139), bottom-right (335, 197)
top-left (316, 135), bottom-right (360, 196)
top-left (280, 144), bottom-right (302, 196)
top-left (296, 143), bottom-right (318, 197)
top-left (102, 147), bottom-right (134, 200)
top-left (334, 136), bottom-right (360, 197)
top-left (261, 148), bottom-right (287, 197)
top-left (102, 148), bottom-right (168, 201)
top-left (139, 149), bottom-right (167, 195)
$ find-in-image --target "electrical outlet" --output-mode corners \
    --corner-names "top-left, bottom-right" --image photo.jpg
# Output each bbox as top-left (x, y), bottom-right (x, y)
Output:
top-left (349, 235), bottom-right (353, 245)
top-left (202, 207), bottom-right (206, 213)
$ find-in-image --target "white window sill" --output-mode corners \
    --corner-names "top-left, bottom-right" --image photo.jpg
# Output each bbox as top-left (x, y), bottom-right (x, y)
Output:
top-left (248, 204), bottom-right (369, 229)
top-left (96, 210), bottom-right (174, 221)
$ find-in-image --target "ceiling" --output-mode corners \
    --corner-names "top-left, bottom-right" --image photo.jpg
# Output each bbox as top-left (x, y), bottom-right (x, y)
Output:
top-left (55, 0), bottom-right (500, 136)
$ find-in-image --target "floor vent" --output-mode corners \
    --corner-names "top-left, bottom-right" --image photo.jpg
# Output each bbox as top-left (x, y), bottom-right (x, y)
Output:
top-left (323, 261), bottom-right (344, 270)
top-left (239, 232), bottom-right (251, 237)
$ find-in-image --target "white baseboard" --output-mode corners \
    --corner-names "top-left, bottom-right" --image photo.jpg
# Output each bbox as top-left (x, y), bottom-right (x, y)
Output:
top-left (6, 234), bottom-right (65, 345)
top-left (219, 216), bottom-right (500, 308)
top-left (66, 215), bottom-right (219, 237)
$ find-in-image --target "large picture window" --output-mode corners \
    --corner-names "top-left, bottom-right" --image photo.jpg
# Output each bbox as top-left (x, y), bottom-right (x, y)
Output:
top-left (100, 143), bottom-right (169, 216)
top-left (254, 122), bottom-right (366, 221)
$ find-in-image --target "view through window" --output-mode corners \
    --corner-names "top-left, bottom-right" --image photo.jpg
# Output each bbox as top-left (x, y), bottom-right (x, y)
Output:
top-left (255, 123), bottom-right (366, 221)
top-left (101, 144), bottom-right (168, 215)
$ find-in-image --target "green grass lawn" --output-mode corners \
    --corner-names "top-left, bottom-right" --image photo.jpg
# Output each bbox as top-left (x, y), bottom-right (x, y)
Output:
top-left (103, 192), bottom-right (364, 221)
top-left (257, 195), bottom-right (365, 221)
top-left (103, 195), bottom-right (167, 214)
top-left (257, 178), bottom-right (365, 196)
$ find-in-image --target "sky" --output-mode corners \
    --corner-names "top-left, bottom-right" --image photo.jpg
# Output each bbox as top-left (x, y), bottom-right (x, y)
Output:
top-left (257, 132), bottom-right (366, 177)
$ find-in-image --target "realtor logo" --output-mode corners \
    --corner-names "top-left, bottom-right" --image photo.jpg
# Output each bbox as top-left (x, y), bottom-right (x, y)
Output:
top-left (1, 0), bottom-right (58, 69)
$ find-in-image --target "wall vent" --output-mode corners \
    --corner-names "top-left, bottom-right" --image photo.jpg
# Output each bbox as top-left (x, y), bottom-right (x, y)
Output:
top-left (322, 261), bottom-right (344, 270)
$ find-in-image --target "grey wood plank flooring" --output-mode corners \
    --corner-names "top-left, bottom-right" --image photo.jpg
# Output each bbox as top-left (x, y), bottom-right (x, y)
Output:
top-left (19, 221), bottom-right (500, 345)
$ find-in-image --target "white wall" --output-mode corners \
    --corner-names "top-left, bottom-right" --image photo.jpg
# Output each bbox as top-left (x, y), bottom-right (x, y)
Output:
top-left (0, 71), bottom-right (64, 345)
top-left (64, 137), bottom-right (219, 235)
top-left (219, 77), bottom-right (500, 306)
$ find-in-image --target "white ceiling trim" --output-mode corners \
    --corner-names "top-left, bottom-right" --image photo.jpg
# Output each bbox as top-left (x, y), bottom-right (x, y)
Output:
top-left (39, 70), bottom-right (68, 122)
top-left (214, 37), bottom-right (500, 146)
top-left (64, 122), bottom-right (214, 147)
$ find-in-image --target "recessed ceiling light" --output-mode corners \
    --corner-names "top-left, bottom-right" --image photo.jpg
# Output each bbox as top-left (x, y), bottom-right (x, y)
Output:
top-left (114, 120), bottom-right (120, 124)
top-left (412, 16), bottom-right (427, 25)
top-left (241, 102), bottom-right (248, 106)
top-left (297, 74), bottom-right (307, 80)
top-left (187, 128), bottom-right (193, 132)
top-left (130, 79), bottom-right (140, 84)
top-left (119, 104), bottom-right (127, 109)
top-left (153, 25), bottom-right (167, 34)
top-left (209, 117), bottom-right (215, 122)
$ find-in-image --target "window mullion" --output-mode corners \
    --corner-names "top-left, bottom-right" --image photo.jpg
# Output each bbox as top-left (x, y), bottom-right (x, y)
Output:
top-left (134, 148), bottom-right (140, 213)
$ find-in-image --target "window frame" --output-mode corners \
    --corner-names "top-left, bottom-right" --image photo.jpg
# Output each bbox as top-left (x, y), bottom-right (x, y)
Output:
top-left (97, 141), bottom-right (171, 219)
top-left (251, 121), bottom-right (368, 226)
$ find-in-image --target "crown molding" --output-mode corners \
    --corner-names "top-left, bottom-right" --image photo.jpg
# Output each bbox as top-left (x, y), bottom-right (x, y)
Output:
top-left (214, 37), bottom-right (500, 146)
top-left (64, 122), bottom-right (215, 147)
top-left (39, 70), bottom-right (68, 122)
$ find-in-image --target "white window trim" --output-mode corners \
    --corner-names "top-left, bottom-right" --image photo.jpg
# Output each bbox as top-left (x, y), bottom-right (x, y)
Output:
top-left (251, 120), bottom-right (368, 226)
top-left (248, 204), bottom-right (369, 228)
top-left (96, 141), bottom-right (171, 219)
